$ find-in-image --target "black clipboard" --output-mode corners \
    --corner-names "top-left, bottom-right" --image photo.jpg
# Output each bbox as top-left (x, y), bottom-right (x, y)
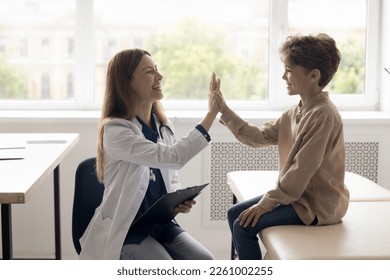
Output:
top-left (131, 183), bottom-right (209, 229)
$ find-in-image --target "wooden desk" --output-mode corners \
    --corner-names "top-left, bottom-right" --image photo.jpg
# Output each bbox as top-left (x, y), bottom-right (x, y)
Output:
top-left (0, 133), bottom-right (79, 260)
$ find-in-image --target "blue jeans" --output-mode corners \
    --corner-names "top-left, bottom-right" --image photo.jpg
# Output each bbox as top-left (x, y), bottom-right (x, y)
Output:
top-left (228, 195), bottom-right (304, 260)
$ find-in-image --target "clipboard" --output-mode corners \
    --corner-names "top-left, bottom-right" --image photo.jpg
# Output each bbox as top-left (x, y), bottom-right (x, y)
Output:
top-left (131, 183), bottom-right (209, 229)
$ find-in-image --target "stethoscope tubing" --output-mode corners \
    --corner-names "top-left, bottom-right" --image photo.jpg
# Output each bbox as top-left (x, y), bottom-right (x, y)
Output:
top-left (158, 123), bottom-right (174, 139)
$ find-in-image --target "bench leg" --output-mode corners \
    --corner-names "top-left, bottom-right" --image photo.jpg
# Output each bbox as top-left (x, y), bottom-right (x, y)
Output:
top-left (230, 194), bottom-right (238, 260)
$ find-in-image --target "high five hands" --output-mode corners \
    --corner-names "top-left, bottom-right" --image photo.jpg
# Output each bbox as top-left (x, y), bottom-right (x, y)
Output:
top-left (209, 72), bottom-right (228, 114)
top-left (209, 72), bottom-right (267, 228)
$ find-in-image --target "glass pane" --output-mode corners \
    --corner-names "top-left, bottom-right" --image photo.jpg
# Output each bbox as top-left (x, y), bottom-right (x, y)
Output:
top-left (287, 0), bottom-right (366, 94)
top-left (0, 0), bottom-right (75, 101)
top-left (95, 0), bottom-right (269, 102)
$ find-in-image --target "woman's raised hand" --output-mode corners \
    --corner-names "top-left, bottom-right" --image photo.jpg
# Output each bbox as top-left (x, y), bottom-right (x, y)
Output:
top-left (210, 72), bottom-right (228, 114)
top-left (208, 72), bottom-right (220, 114)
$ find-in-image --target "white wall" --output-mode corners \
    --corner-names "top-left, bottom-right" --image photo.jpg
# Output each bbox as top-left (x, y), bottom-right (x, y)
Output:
top-left (1, 112), bottom-right (390, 259)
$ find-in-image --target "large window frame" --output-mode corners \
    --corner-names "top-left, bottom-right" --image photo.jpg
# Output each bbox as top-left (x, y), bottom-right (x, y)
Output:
top-left (270, 0), bottom-right (382, 112)
top-left (0, 0), bottom-right (387, 113)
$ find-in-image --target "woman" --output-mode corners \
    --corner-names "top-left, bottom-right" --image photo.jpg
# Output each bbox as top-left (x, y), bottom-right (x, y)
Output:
top-left (79, 49), bottom-right (219, 259)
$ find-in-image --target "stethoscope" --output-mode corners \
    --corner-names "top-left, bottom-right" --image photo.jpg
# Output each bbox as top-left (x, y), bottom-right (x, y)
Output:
top-left (149, 122), bottom-right (174, 182)
top-left (158, 123), bottom-right (174, 140)
top-left (136, 115), bottom-right (174, 140)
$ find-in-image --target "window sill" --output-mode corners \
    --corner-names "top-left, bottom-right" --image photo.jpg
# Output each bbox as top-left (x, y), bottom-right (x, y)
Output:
top-left (1, 110), bottom-right (390, 125)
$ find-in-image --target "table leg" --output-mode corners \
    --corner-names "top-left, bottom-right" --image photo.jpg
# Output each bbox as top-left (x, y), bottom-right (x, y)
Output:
top-left (230, 194), bottom-right (237, 260)
top-left (1, 204), bottom-right (13, 260)
top-left (1, 166), bottom-right (62, 260)
top-left (53, 166), bottom-right (62, 260)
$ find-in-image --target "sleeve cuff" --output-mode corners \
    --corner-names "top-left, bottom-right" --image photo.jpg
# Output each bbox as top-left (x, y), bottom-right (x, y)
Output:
top-left (195, 124), bottom-right (211, 142)
top-left (220, 107), bottom-right (248, 134)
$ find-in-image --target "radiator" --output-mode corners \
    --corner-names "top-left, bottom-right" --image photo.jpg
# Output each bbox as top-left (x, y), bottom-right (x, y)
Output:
top-left (209, 141), bottom-right (379, 222)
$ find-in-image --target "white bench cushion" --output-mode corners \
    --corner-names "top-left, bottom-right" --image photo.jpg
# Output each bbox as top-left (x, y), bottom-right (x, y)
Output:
top-left (227, 171), bottom-right (390, 202)
top-left (344, 172), bottom-right (390, 201)
top-left (260, 201), bottom-right (390, 259)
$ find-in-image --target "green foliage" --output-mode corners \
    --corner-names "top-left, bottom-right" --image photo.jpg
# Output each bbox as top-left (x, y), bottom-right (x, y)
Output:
top-left (0, 54), bottom-right (28, 99)
top-left (145, 18), bottom-right (267, 100)
top-left (328, 38), bottom-right (365, 94)
top-left (146, 18), bottom-right (365, 99)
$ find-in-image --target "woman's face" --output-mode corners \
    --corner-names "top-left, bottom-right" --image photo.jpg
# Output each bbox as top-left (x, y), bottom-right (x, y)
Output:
top-left (130, 55), bottom-right (164, 104)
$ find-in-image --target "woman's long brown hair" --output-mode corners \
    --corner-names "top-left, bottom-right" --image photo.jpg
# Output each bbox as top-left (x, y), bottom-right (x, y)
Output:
top-left (96, 49), bottom-right (167, 182)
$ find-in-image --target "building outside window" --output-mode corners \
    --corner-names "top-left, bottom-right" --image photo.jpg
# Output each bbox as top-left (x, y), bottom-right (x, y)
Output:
top-left (0, 0), bottom-right (386, 112)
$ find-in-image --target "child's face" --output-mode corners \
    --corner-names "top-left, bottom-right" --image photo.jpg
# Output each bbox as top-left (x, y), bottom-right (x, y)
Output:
top-left (282, 61), bottom-right (314, 97)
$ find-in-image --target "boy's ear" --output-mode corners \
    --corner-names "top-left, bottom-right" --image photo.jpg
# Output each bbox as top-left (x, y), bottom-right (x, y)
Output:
top-left (310, 69), bottom-right (321, 82)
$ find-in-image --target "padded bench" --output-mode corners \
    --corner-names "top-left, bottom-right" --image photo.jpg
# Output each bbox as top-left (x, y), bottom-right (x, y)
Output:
top-left (227, 171), bottom-right (390, 260)
top-left (227, 170), bottom-right (390, 202)
top-left (260, 201), bottom-right (390, 259)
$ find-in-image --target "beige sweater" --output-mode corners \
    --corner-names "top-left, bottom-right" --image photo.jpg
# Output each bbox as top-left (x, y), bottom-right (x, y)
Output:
top-left (220, 92), bottom-right (349, 225)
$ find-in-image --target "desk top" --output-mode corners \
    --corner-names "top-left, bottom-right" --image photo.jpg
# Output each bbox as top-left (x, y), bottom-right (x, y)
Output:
top-left (227, 170), bottom-right (390, 202)
top-left (0, 133), bottom-right (79, 204)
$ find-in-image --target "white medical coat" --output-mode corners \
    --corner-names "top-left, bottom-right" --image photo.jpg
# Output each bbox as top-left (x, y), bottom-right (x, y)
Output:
top-left (79, 117), bottom-right (209, 259)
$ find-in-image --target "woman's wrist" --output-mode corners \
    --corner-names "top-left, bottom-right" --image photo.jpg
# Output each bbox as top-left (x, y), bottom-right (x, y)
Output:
top-left (206, 110), bottom-right (219, 119)
top-left (200, 111), bottom-right (218, 132)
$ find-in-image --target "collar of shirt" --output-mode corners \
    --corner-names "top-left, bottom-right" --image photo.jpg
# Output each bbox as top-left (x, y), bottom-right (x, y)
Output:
top-left (136, 113), bottom-right (159, 143)
top-left (298, 92), bottom-right (330, 114)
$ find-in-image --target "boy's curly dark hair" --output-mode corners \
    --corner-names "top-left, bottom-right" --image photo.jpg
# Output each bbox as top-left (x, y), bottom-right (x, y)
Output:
top-left (280, 33), bottom-right (341, 87)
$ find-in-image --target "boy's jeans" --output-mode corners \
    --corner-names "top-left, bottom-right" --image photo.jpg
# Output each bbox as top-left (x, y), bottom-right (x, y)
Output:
top-left (228, 195), bottom-right (304, 260)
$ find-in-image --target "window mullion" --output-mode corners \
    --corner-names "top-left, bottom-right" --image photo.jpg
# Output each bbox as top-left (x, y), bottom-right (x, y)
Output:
top-left (269, 0), bottom-right (293, 110)
top-left (380, 0), bottom-right (390, 113)
top-left (364, 0), bottom-right (380, 110)
top-left (75, 0), bottom-right (95, 108)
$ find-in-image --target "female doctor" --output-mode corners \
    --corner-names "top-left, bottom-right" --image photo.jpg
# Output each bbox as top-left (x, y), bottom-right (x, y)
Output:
top-left (79, 49), bottom-right (220, 259)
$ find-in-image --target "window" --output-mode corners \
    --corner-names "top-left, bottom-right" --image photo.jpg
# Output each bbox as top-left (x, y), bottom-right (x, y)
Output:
top-left (0, 38), bottom-right (5, 53)
top-left (67, 72), bottom-right (74, 99)
top-left (94, 0), bottom-right (270, 108)
top-left (68, 38), bottom-right (75, 59)
top-left (19, 38), bottom-right (28, 57)
top-left (0, 0), bottom-right (75, 105)
top-left (41, 73), bottom-right (50, 99)
top-left (0, 0), bottom-right (386, 112)
top-left (273, 0), bottom-right (380, 110)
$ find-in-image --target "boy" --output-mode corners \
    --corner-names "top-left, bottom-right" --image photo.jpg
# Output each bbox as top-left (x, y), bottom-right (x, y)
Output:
top-left (212, 33), bottom-right (350, 260)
